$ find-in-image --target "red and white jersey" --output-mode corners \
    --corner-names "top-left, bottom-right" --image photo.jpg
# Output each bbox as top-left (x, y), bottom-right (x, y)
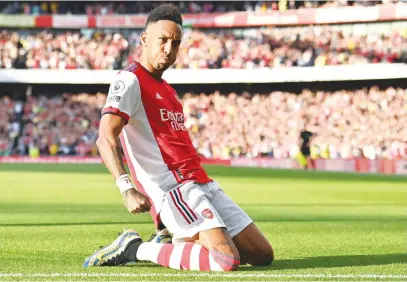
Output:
top-left (102, 62), bottom-right (211, 215)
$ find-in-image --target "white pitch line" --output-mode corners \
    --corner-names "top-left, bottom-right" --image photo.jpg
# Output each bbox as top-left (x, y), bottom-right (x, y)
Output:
top-left (0, 273), bottom-right (406, 279)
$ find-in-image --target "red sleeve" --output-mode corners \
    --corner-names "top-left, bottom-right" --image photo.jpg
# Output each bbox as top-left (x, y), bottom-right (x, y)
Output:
top-left (102, 106), bottom-right (130, 124)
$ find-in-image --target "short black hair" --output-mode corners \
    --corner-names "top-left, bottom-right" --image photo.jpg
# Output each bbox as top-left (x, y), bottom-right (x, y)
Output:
top-left (146, 4), bottom-right (183, 28)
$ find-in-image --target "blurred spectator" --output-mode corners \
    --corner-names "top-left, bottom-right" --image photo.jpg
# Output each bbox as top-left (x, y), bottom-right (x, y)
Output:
top-left (0, 30), bottom-right (128, 70)
top-left (182, 87), bottom-right (407, 160)
top-left (1, 86), bottom-right (406, 159)
top-left (2, 25), bottom-right (407, 70)
top-left (16, 93), bottom-right (104, 156)
top-left (0, 96), bottom-right (23, 156)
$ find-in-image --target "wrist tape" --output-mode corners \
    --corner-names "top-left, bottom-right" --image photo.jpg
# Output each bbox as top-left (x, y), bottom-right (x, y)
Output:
top-left (116, 174), bottom-right (135, 194)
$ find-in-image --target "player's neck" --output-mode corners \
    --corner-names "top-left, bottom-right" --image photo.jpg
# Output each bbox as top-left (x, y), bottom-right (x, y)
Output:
top-left (138, 59), bottom-right (163, 82)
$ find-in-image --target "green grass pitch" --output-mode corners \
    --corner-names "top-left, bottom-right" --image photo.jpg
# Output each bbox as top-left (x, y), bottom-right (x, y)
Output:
top-left (0, 164), bottom-right (406, 281)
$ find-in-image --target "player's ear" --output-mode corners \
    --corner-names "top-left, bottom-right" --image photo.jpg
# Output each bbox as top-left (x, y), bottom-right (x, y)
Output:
top-left (141, 32), bottom-right (147, 47)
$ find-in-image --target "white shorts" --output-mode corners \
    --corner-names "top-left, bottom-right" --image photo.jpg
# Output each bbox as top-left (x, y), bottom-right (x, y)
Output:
top-left (159, 181), bottom-right (253, 244)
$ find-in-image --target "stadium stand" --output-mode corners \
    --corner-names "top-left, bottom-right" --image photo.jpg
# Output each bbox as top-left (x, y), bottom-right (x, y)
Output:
top-left (1, 87), bottom-right (406, 161)
top-left (1, 25), bottom-right (407, 70)
top-left (1, 1), bottom-right (406, 175)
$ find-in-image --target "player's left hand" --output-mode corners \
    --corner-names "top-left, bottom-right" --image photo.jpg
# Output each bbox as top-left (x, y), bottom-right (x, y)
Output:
top-left (122, 189), bottom-right (151, 214)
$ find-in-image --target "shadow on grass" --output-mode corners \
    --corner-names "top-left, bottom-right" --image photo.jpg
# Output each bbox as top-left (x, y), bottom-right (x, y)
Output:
top-left (0, 221), bottom-right (144, 227)
top-left (238, 253), bottom-right (407, 271)
top-left (2, 163), bottom-right (407, 183)
top-left (2, 213), bottom-right (407, 227)
top-left (2, 214), bottom-right (407, 227)
top-left (107, 253), bottom-right (407, 271)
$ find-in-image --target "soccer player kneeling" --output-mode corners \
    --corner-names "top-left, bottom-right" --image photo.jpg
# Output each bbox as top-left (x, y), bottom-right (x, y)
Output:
top-left (83, 4), bottom-right (274, 272)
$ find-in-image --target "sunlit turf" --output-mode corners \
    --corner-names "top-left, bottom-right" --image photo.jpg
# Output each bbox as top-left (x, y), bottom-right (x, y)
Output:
top-left (0, 164), bottom-right (406, 281)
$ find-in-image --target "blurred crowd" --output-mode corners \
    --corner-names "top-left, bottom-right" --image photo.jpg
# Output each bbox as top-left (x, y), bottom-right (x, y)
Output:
top-left (0, 96), bottom-right (23, 156)
top-left (0, 93), bottom-right (104, 157)
top-left (184, 87), bottom-right (407, 160)
top-left (0, 1), bottom-right (396, 15)
top-left (2, 25), bottom-right (407, 70)
top-left (1, 86), bottom-right (406, 160)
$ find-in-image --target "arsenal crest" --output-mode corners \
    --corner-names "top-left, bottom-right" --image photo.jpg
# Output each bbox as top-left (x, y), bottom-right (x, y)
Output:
top-left (201, 208), bottom-right (214, 219)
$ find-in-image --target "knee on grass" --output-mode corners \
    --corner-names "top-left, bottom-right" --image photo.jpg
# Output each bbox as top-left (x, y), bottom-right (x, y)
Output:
top-left (249, 248), bottom-right (274, 266)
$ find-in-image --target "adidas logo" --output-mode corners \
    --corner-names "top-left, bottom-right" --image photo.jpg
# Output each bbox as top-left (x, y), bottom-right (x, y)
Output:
top-left (156, 93), bottom-right (163, 99)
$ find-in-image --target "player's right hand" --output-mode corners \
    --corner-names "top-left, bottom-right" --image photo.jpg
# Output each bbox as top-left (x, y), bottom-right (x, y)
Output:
top-left (122, 189), bottom-right (151, 214)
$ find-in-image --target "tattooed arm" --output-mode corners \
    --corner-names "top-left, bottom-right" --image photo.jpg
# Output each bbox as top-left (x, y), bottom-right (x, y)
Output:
top-left (96, 114), bottom-right (127, 179)
top-left (216, 240), bottom-right (231, 247)
top-left (97, 114), bottom-right (151, 213)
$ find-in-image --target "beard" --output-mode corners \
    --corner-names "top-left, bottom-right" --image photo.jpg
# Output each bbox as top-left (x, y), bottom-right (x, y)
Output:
top-left (156, 61), bottom-right (173, 71)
